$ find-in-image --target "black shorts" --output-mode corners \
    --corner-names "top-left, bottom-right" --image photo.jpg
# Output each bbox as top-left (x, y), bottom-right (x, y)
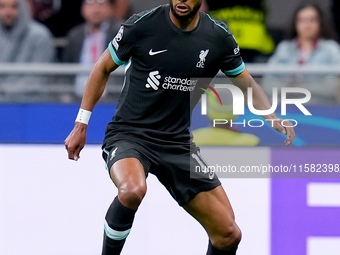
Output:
top-left (102, 138), bottom-right (221, 206)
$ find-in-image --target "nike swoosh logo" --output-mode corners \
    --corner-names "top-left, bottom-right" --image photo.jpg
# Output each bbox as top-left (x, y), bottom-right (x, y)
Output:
top-left (149, 49), bottom-right (168, 56)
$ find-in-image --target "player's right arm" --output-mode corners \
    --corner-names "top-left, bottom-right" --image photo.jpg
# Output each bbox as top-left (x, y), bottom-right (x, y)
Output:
top-left (64, 49), bottom-right (119, 161)
top-left (65, 11), bottom-right (143, 160)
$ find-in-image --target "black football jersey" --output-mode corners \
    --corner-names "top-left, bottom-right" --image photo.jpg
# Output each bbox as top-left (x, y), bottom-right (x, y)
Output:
top-left (104, 4), bottom-right (245, 146)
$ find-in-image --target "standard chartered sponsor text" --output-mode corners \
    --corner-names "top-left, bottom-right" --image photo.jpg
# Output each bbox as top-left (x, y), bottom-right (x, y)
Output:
top-left (162, 76), bottom-right (198, 91)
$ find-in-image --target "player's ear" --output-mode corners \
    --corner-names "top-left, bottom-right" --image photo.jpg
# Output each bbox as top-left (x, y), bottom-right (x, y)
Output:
top-left (200, 0), bottom-right (208, 12)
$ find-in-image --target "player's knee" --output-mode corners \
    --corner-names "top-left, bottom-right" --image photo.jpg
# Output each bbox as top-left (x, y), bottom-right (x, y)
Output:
top-left (211, 223), bottom-right (242, 250)
top-left (118, 182), bottom-right (146, 208)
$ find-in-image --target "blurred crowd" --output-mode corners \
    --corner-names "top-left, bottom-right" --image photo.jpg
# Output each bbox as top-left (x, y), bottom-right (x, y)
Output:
top-left (0, 0), bottom-right (340, 104)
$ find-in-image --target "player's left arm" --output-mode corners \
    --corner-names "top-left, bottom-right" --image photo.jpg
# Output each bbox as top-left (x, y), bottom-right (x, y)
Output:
top-left (230, 69), bottom-right (295, 146)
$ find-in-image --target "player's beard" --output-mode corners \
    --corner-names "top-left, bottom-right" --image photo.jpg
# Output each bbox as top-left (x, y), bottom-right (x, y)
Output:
top-left (169, 0), bottom-right (202, 21)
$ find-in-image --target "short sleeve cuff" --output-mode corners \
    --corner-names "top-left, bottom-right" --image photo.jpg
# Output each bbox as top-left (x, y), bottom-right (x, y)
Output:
top-left (108, 42), bottom-right (125, 66)
top-left (224, 62), bottom-right (246, 77)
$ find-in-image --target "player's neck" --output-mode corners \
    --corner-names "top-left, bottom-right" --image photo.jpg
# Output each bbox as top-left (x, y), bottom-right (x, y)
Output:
top-left (169, 10), bottom-right (200, 31)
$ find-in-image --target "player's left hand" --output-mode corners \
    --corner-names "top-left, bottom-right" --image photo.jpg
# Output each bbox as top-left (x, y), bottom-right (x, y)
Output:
top-left (269, 118), bottom-right (295, 146)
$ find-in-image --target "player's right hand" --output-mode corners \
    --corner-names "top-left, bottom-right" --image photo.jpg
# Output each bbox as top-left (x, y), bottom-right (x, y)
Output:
top-left (64, 122), bottom-right (88, 161)
top-left (269, 118), bottom-right (295, 146)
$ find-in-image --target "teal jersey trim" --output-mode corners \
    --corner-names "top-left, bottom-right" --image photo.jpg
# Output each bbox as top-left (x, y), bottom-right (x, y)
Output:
top-left (103, 148), bottom-right (110, 155)
top-left (108, 42), bottom-right (125, 66)
top-left (224, 62), bottom-right (246, 76)
top-left (134, 6), bottom-right (162, 24)
top-left (206, 14), bottom-right (229, 33)
top-left (103, 148), bottom-right (110, 171)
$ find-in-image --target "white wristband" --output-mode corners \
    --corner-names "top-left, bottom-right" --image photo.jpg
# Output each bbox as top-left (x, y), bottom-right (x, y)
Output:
top-left (76, 108), bottom-right (92, 125)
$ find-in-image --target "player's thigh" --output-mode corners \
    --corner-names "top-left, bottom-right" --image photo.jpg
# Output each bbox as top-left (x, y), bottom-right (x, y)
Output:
top-left (110, 157), bottom-right (146, 190)
top-left (103, 140), bottom-right (149, 191)
top-left (182, 185), bottom-right (237, 237)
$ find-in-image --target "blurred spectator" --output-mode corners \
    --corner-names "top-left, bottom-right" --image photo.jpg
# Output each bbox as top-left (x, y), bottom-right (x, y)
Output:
top-left (269, 3), bottom-right (338, 65)
top-left (27, 0), bottom-right (61, 23)
top-left (62, 0), bottom-right (121, 98)
top-left (0, 0), bottom-right (55, 101)
top-left (262, 3), bottom-right (340, 105)
top-left (202, 0), bottom-right (275, 63)
top-left (0, 0), bottom-right (54, 63)
top-left (39, 0), bottom-right (130, 38)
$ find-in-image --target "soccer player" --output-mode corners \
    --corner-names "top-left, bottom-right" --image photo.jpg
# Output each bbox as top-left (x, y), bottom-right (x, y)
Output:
top-left (65, 1), bottom-right (296, 254)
